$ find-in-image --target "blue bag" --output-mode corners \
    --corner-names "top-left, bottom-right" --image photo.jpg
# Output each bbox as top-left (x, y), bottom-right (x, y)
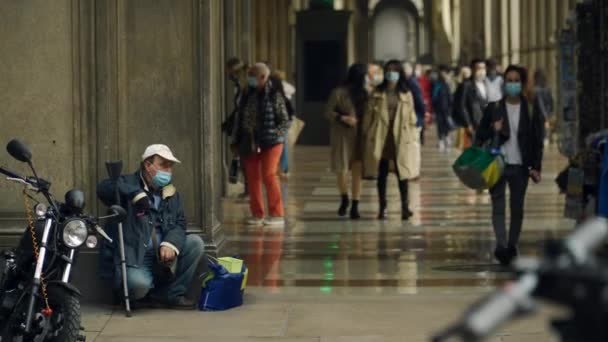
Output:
top-left (198, 261), bottom-right (246, 311)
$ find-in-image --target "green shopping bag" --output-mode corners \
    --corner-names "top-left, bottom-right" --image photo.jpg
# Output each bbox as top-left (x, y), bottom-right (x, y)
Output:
top-left (453, 146), bottom-right (505, 190)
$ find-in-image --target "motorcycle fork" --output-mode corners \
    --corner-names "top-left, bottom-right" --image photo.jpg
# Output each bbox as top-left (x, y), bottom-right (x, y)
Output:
top-left (61, 249), bottom-right (76, 283)
top-left (24, 217), bottom-right (53, 334)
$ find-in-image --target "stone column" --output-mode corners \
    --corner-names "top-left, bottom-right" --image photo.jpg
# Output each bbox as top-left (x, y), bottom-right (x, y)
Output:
top-left (197, 0), bottom-right (226, 253)
top-left (547, 0), bottom-right (558, 96)
top-left (527, 0), bottom-right (537, 71)
top-left (483, 0), bottom-right (493, 58)
top-left (500, 0), bottom-right (509, 66)
top-left (509, 0), bottom-right (520, 65)
top-left (452, 0), bottom-right (461, 63)
top-left (536, 0), bottom-right (547, 76)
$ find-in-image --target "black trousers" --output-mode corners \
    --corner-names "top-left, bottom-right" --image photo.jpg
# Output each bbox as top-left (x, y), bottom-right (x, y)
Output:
top-left (377, 159), bottom-right (408, 208)
top-left (489, 165), bottom-right (529, 248)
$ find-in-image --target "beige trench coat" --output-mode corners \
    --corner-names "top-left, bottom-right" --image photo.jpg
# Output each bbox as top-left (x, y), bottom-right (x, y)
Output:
top-left (325, 86), bottom-right (360, 173)
top-left (362, 90), bottom-right (420, 180)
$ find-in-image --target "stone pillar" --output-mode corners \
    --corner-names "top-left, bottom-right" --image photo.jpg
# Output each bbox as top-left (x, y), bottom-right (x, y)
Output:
top-left (500, 0), bottom-right (509, 66)
top-left (509, 0), bottom-right (520, 65)
top-left (536, 0), bottom-right (547, 77)
top-left (547, 0), bottom-right (558, 97)
top-left (483, 0), bottom-right (493, 58)
top-left (527, 0), bottom-right (537, 71)
top-left (452, 0), bottom-right (461, 63)
top-left (519, 0), bottom-right (528, 68)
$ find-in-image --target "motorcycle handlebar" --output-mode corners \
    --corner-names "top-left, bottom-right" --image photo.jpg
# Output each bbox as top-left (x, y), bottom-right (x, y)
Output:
top-left (564, 218), bottom-right (608, 264)
top-left (0, 166), bottom-right (26, 181)
top-left (432, 274), bottom-right (538, 341)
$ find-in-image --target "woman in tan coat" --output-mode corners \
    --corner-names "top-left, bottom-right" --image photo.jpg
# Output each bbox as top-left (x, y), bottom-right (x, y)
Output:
top-left (325, 64), bottom-right (369, 219)
top-left (363, 60), bottom-right (419, 220)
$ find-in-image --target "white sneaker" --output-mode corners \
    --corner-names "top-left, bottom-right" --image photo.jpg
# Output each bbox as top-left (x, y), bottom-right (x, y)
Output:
top-left (263, 216), bottom-right (285, 227)
top-left (438, 140), bottom-right (446, 152)
top-left (245, 217), bottom-right (264, 226)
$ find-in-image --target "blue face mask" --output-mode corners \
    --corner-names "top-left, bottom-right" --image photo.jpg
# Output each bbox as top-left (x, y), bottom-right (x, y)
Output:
top-left (505, 82), bottom-right (522, 97)
top-left (247, 76), bottom-right (258, 88)
top-left (152, 169), bottom-right (172, 188)
top-left (385, 71), bottom-right (400, 82)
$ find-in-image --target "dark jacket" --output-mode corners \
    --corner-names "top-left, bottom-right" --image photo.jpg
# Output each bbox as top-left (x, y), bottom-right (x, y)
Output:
top-left (406, 77), bottom-right (426, 127)
top-left (96, 171), bottom-right (187, 281)
top-left (475, 98), bottom-right (545, 171)
top-left (432, 80), bottom-right (453, 118)
top-left (460, 79), bottom-right (488, 128)
top-left (233, 80), bottom-right (289, 150)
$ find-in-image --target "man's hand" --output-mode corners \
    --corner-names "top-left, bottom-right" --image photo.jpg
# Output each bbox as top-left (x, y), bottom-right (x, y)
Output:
top-left (530, 170), bottom-right (541, 184)
top-left (493, 118), bottom-right (504, 132)
top-left (467, 125), bottom-right (475, 134)
top-left (160, 246), bottom-right (177, 263)
top-left (341, 116), bottom-right (358, 127)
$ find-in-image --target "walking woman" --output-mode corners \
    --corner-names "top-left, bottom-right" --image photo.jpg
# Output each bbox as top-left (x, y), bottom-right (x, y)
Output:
top-left (232, 63), bottom-right (290, 226)
top-left (475, 65), bottom-right (545, 266)
top-left (363, 60), bottom-right (419, 220)
top-left (325, 63), bottom-right (369, 219)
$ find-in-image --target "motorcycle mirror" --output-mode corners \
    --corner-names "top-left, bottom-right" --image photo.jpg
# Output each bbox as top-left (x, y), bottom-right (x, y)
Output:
top-left (105, 161), bottom-right (123, 181)
top-left (107, 205), bottom-right (127, 224)
top-left (7, 139), bottom-right (32, 163)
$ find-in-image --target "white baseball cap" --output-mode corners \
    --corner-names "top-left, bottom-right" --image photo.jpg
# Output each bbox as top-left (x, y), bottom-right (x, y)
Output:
top-left (142, 144), bottom-right (181, 164)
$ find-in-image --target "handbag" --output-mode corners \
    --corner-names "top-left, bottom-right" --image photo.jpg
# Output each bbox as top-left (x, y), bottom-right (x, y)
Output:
top-left (453, 147), bottom-right (505, 190)
top-left (288, 117), bottom-right (305, 147)
top-left (198, 256), bottom-right (247, 311)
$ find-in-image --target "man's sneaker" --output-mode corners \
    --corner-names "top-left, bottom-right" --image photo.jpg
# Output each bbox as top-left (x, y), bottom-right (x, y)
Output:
top-left (245, 217), bottom-right (264, 226)
top-left (168, 296), bottom-right (196, 310)
top-left (263, 216), bottom-right (285, 227)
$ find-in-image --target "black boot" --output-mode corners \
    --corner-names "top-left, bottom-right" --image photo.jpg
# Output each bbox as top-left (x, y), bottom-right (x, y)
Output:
top-left (350, 200), bottom-right (361, 220)
top-left (338, 194), bottom-right (349, 217)
top-left (494, 245), bottom-right (511, 267)
top-left (377, 200), bottom-right (387, 220)
top-left (377, 160), bottom-right (389, 220)
top-left (401, 203), bottom-right (413, 220)
top-left (398, 179), bottom-right (412, 220)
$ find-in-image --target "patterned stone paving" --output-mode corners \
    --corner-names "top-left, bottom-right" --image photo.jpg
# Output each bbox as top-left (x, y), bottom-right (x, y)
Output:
top-left (81, 129), bottom-right (573, 341)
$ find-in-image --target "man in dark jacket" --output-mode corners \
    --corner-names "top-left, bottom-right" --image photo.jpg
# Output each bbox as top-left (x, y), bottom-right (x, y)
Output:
top-left (97, 144), bottom-right (204, 309)
top-left (432, 65), bottom-right (454, 151)
top-left (460, 59), bottom-right (489, 136)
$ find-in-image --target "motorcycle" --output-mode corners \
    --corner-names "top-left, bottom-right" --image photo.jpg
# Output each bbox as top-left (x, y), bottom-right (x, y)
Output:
top-left (0, 139), bottom-right (126, 342)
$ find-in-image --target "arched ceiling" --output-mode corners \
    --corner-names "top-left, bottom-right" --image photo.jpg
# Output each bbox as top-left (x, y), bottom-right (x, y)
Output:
top-left (369, 0), bottom-right (424, 17)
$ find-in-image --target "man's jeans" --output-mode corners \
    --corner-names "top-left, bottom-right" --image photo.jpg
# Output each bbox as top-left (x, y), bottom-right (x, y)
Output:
top-left (489, 165), bottom-right (529, 248)
top-left (115, 235), bottom-right (205, 301)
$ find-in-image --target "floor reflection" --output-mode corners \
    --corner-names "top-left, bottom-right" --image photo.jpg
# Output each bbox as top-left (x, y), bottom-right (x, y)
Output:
top-left (222, 130), bottom-right (573, 294)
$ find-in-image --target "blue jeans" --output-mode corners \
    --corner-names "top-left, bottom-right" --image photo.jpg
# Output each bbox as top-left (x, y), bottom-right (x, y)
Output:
top-left (279, 131), bottom-right (289, 173)
top-left (115, 235), bottom-right (205, 301)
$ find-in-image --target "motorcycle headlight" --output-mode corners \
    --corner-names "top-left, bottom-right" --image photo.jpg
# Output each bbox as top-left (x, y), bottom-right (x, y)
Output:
top-left (34, 203), bottom-right (47, 219)
top-left (62, 219), bottom-right (88, 248)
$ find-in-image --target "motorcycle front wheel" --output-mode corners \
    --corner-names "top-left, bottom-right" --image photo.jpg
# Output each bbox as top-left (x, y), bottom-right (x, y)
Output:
top-left (1, 286), bottom-right (81, 342)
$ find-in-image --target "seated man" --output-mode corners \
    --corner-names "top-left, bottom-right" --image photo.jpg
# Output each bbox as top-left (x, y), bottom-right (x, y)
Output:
top-left (97, 144), bottom-right (204, 310)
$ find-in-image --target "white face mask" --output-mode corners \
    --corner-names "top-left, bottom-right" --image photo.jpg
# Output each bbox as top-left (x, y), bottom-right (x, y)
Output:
top-left (372, 73), bottom-right (384, 86)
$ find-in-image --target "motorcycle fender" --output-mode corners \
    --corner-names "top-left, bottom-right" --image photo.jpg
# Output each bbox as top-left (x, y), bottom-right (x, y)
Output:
top-left (46, 281), bottom-right (82, 298)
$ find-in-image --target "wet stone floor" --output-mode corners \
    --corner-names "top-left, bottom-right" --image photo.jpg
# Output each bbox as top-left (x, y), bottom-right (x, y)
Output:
top-left (82, 130), bottom-right (573, 341)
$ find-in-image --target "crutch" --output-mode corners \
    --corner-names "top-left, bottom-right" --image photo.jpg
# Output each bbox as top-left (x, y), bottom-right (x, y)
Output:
top-left (105, 160), bottom-right (132, 317)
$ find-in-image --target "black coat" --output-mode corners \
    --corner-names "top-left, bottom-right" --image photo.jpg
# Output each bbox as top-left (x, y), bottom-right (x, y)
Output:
top-left (459, 79), bottom-right (488, 128)
top-left (475, 98), bottom-right (545, 171)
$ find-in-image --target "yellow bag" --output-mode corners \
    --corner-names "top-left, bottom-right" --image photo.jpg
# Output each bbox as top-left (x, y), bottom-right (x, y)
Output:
top-left (288, 117), bottom-right (305, 147)
top-left (203, 256), bottom-right (248, 291)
